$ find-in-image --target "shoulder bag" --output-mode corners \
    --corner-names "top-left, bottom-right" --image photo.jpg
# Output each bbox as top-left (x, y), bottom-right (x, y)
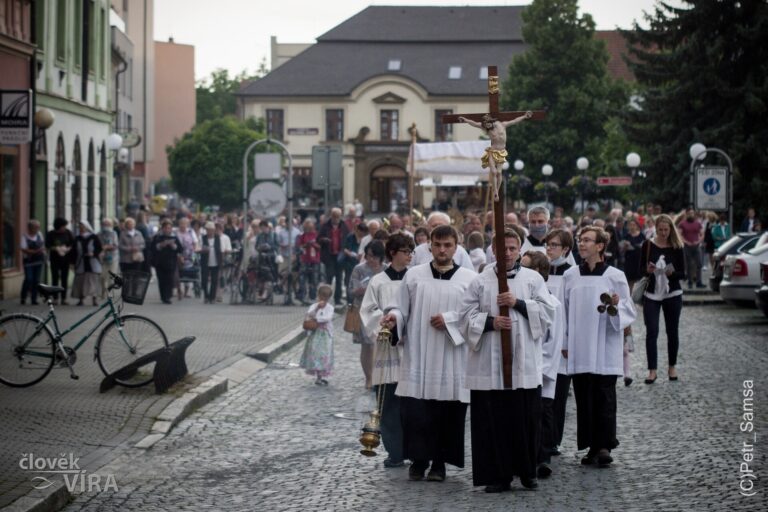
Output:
top-left (631, 241), bottom-right (652, 304)
top-left (343, 304), bottom-right (362, 333)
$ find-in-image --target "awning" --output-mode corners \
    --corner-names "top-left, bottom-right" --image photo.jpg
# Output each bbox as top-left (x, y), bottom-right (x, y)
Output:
top-left (418, 175), bottom-right (486, 187)
top-left (409, 140), bottom-right (488, 176)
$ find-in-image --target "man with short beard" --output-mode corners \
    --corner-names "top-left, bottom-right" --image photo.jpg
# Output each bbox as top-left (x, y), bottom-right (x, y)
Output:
top-left (381, 225), bottom-right (475, 483)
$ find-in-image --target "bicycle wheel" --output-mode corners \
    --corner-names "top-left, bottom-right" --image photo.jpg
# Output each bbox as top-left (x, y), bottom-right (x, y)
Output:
top-left (96, 314), bottom-right (168, 387)
top-left (0, 314), bottom-right (56, 387)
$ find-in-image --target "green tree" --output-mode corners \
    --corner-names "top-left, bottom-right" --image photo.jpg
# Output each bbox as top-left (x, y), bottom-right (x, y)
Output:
top-left (622, 0), bottom-right (768, 215)
top-left (196, 60), bottom-right (268, 124)
top-left (167, 117), bottom-right (265, 209)
top-left (502, 0), bottom-right (627, 210)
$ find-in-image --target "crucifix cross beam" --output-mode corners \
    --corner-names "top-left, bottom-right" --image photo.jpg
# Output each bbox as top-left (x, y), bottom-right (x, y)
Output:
top-left (441, 66), bottom-right (547, 125)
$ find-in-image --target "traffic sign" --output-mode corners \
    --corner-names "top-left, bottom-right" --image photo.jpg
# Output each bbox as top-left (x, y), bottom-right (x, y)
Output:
top-left (695, 166), bottom-right (727, 211)
top-left (596, 176), bottom-right (633, 186)
top-left (249, 182), bottom-right (286, 217)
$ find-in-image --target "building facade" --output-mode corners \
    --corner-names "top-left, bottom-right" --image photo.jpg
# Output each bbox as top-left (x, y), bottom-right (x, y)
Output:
top-left (0, 0), bottom-right (34, 298)
top-left (238, 6), bottom-right (530, 215)
top-left (153, 38), bottom-right (194, 192)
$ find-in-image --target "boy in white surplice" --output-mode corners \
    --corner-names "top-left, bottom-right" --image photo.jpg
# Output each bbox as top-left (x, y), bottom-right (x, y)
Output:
top-left (381, 225), bottom-right (475, 483)
top-left (564, 226), bottom-right (636, 467)
top-left (460, 229), bottom-right (558, 493)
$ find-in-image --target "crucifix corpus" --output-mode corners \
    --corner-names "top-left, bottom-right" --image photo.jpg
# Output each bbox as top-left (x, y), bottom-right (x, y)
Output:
top-left (442, 65), bottom-right (546, 388)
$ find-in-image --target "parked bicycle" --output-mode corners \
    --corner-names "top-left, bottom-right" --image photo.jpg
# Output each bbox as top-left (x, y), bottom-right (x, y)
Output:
top-left (0, 271), bottom-right (168, 388)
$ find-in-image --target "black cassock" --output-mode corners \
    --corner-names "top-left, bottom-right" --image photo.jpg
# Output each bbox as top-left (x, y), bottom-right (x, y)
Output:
top-left (470, 387), bottom-right (541, 485)
top-left (400, 397), bottom-right (468, 468)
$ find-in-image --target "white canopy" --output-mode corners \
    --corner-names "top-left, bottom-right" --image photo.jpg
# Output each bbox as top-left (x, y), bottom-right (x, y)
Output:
top-left (409, 140), bottom-right (488, 177)
top-left (418, 175), bottom-right (486, 187)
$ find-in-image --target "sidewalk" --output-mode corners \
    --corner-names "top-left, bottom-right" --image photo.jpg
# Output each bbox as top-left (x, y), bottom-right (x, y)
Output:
top-left (0, 285), bottom-right (308, 510)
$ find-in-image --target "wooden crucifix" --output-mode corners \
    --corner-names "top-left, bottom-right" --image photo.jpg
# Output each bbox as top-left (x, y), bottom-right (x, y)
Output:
top-left (442, 65), bottom-right (546, 388)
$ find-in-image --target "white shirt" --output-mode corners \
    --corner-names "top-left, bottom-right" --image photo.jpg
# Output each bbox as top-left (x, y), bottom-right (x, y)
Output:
top-left (563, 264), bottom-right (637, 376)
top-left (360, 270), bottom-right (406, 385)
top-left (386, 263), bottom-right (476, 402)
top-left (461, 264), bottom-right (558, 391)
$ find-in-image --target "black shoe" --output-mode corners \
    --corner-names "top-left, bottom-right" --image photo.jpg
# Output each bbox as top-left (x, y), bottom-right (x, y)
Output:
top-left (581, 449), bottom-right (598, 465)
top-left (644, 375), bottom-right (657, 384)
top-left (426, 461), bottom-right (446, 482)
top-left (31, 301), bottom-right (39, 306)
top-left (409, 461), bottom-right (428, 481)
top-left (669, 376), bottom-right (679, 381)
top-left (537, 463), bottom-right (552, 479)
top-left (20, 299), bottom-right (26, 305)
top-left (520, 477), bottom-right (538, 489)
top-left (383, 458), bottom-right (405, 468)
top-left (597, 448), bottom-right (613, 467)
top-left (484, 483), bottom-right (511, 493)
top-left (624, 377), bottom-right (633, 387)
top-left (162, 300), bottom-right (172, 304)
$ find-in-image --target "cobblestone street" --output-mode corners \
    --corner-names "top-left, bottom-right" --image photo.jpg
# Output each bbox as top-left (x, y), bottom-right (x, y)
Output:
top-left (0, 286), bottom-right (307, 508)
top-left (53, 304), bottom-right (767, 511)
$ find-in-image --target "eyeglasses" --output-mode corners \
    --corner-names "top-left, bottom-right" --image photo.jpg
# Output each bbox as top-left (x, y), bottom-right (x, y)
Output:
top-left (578, 238), bottom-right (597, 244)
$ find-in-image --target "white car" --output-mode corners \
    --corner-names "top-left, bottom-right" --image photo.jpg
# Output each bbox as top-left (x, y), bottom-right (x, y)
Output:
top-left (720, 243), bottom-right (768, 306)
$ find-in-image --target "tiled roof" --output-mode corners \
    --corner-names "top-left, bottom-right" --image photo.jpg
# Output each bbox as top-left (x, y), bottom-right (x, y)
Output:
top-left (595, 30), bottom-right (636, 82)
top-left (238, 6), bottom-right (526, 97)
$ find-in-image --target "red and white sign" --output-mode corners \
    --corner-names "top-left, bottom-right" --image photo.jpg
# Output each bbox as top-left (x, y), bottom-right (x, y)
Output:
top-left (596, 176), bottom-right (633, 186)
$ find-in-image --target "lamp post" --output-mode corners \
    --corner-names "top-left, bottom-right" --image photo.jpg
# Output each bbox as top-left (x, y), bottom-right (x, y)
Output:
top-left (626, 152), bottom-right (641, 210)
top-left (688, 143), bottom-right (733, 231)
top-left (541, 164), bottom-right (553, 210)
top-left (577, 157), bottom-right (589, 214)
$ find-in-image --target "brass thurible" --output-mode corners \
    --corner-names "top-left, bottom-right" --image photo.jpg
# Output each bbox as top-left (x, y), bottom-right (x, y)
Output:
top-left (359, 410), bottom-right (382, 456)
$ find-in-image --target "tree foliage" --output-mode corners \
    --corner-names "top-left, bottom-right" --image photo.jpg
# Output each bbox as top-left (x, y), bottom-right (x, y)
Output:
top-left (196, 60), bottom-right (268, 124)
top-left (167, 117), bottom-right (265, 209)
top-left (621, 0), bottom-right (768, 215)
top-left (502, 0), bottom-right (627, 209)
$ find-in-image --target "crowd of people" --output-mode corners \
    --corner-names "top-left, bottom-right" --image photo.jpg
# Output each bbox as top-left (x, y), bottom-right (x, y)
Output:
top-left (293, 201), bottom-right (762, 493)
top-left (16, 199), bottom-right (761, 492)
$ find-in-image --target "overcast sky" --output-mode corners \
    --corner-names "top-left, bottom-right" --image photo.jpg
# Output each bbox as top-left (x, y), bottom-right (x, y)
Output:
top-left (154, 0), bottom-right (668, 81)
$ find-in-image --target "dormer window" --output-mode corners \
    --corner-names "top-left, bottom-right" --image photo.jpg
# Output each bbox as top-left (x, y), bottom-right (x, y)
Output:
top-left (479, 67), bottom-right (488, 80)
top-left (448, 66), bottom-right (462, 79)
top-left (388, 59), bottom-right (402, 71)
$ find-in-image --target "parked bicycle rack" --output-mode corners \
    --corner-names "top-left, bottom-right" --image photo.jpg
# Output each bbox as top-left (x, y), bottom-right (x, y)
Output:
top-left (99, 336), bottom-right (196, 393)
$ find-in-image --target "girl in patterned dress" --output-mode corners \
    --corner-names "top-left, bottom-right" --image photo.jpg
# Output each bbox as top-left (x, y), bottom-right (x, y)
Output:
top-left (299, 284), bottom-right (335, 385)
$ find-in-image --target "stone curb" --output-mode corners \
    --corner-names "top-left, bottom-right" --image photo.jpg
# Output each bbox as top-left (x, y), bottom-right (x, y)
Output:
top-left (248, 326), bottom-right (307, 363)
top-left (0, 482), bottom-right (69, 512)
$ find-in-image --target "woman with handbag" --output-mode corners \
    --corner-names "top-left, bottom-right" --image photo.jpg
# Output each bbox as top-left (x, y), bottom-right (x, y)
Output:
top-left (348, 240), bottom-right (386, 388)
top-left (639, 214), bottom-right (686, 384)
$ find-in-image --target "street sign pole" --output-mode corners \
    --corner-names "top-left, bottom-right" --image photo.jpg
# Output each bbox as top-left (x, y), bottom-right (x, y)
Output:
top-left (689, 147), bottom-right (733, 227)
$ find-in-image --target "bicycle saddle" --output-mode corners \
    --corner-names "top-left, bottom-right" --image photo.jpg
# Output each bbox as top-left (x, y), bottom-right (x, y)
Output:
top-left (37, 284), bottom-right (65, 297)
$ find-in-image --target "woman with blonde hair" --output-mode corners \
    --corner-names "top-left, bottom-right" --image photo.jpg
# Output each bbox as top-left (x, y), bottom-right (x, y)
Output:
top-left (639, 214), bottom-right (686, 384)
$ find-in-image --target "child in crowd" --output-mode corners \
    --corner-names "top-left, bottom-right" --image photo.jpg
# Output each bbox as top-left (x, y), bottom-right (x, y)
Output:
top-left (299, 283), bottom-right (335, 385)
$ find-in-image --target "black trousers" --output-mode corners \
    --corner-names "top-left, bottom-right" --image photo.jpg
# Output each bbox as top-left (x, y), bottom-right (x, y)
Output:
top-left (572, 373), bottom-right (618, 452)
top-left (372, 383), bottom-right (404, 463)
top-left (643, 295), bottom-right (683, 370)
top-left (400, 397), bottom-right (468, 468)
top-left (323, 257), bottom-right (344, 304)
top-left (201, 265), bottom-right (219, 302)
top-left (156, 267), bottom-right (176, 303)
top-left (538, 397), bottom-right (555, 464)
top-left (552, 373), bottom-right (571, 447)
top-left (50, 260), bottom-right (70, 301)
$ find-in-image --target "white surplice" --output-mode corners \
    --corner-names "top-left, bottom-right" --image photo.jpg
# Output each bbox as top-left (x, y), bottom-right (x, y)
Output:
top-left (360, 270), bottom-right (404, 385)
top-left (545, 272), bottom-right (568, 382)
top-left (461, 264), bottom-right (558, 391)
top-left (386, 262), bottom-right (475, 402)
top-left (520, 237), bottom-right (577, 267)
top-left (411, 242), bottom-right (475, 271)
top-left (563, 264), bottom-right (637, 376)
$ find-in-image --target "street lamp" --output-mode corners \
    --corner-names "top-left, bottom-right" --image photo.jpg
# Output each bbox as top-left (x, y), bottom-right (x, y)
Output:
top-left (577, 157), bottom-right (589, 214)
top-left (626, 152), bottom-right (641, 210)
top-left (541, 164), bottom-right (553, 209)
top-left (688, 142), bottom-right (734, 230)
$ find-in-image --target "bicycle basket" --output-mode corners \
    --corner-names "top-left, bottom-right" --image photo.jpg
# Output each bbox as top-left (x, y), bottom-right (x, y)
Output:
top-left (121, 271), bottom-right (151, 305)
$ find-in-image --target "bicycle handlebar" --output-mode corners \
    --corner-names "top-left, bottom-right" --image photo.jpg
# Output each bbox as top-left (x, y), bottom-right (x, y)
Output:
top-left (108, 271), bottom-right (124, 291)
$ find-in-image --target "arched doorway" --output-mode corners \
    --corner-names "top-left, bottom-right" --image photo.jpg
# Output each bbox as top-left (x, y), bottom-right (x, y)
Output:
top-left (54, 135), bottom-right (66, 220)
top-left (370, 165), bottom-right (407, 214)
top-left (71, 138), bottom-right (82, 226)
